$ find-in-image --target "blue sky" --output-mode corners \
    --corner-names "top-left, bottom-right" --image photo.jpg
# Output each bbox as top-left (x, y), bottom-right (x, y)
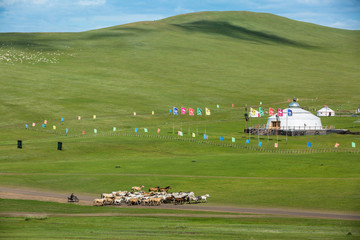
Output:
top-left (0, 0), bottom-right (359, 32)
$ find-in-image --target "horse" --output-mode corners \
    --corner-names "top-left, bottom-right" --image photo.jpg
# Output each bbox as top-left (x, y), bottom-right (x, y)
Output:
top-left (197, 194), bottom-right (210, 203)
top-left (149, 186), bottom-right (160, 192)
top-left (131, 185), bottom-right (144, 191)
top-left (159, 186), bottom-right (171, 192)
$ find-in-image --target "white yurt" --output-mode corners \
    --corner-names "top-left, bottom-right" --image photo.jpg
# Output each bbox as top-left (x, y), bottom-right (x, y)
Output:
top-left (266, 101), bottom-right (322, 130)
top-left (317, 106), bottom-right (335, 117)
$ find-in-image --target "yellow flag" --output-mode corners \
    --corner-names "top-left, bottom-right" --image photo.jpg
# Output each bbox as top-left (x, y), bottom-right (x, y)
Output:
top-left (205, 108), bottom-right (211, 116)
top-left (152, 111), bottom-right (154, 115)
top-left (93, 115), bottom-right (96, 119)
top-left (53, 125), bottom-right (56, 130)
top-left (250, 107), bottom-right (256, 117)
top-left (192, 133), bottom-right (195, 138)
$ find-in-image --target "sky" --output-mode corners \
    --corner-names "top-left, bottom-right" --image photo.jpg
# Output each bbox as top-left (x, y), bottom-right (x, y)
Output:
top-left (0, 0), bottom-right (359, 32)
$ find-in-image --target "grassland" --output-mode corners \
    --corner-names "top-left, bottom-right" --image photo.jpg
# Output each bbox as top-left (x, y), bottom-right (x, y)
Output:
top-left (0, 11), bottom-right (359, 238)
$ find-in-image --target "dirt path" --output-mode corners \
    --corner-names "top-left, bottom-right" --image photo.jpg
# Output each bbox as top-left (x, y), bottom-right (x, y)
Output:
top-left (1, 186), bottom-right (359, 220)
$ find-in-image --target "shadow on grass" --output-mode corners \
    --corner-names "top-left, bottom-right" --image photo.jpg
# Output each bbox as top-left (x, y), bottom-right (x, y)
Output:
top-left (172, 20), bottom-right (318, 49)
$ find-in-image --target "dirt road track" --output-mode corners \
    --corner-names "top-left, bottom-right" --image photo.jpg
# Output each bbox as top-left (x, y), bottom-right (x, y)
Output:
top-left (1, 186), bottom-right (359, 220)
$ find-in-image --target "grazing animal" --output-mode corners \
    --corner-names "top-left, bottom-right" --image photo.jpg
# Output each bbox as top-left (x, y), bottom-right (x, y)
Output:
top-left (159, 186), bottom-right (171, 192)
top-left (93, 198), bottom-right (106, 206)
top-left (131, 185), bottom-right (145, 191)
top-left (149, 186), bottom-right (160, 192)
top-left (197, 194), bottom-right (210, 203)
top-left (101, 193), bottom-right (114, 198)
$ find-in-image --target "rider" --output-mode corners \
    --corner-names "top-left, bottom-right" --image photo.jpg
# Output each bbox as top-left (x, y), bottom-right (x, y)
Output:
top-left (70, 193), bottom-right (74, 201)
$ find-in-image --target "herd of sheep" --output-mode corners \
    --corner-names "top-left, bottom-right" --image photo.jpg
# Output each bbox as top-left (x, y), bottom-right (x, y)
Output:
top-left (93, 185), bottom-right (210, 206)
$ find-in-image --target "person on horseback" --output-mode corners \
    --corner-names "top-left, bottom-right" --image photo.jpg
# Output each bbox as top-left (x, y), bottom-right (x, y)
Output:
top-left (70, 193), bottom-right (74, 201)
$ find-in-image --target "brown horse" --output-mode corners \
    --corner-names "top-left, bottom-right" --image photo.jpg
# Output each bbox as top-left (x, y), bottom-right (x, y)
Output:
top-left (131, 185), bottom-right (144, 191)
top-left (148, 186), bottom-right (160, 192)
top-left (159, 186), bottom-right (171, 192)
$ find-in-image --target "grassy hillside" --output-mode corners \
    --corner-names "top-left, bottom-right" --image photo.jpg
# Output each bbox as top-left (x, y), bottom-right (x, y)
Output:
top-left (0, 12), bottom-right (359, 238)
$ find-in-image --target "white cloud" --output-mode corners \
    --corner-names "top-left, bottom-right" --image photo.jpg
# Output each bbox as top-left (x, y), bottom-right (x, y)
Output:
top-left (78, 0), bottom-right (106, 6)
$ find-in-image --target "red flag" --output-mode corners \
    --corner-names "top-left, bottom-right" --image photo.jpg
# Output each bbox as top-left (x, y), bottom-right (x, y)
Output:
top-left (335, 143), bottom-right (340, 148)
top-left (189, 108), bottom-right (194, 116)
top-left (274, 143), bottom-right (278, 148)
top-left (278, 109), bottom-right (283, 117)
top-left (288, 99), bottom-right (291, 102)
top-left (232, 104), bottom-right (234, 108)
top-left (181, 107), bottom-right (186, 114)
top-left (157, 128), bottom-right (160, 133)
top-left (269, 108), bottom-right (275, 116)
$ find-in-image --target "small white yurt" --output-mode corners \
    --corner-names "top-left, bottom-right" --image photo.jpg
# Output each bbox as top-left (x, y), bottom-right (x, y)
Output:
top-left (266, 101), bottom-right (322, 130)
top-left (317, 106), bottom-right (335, 117)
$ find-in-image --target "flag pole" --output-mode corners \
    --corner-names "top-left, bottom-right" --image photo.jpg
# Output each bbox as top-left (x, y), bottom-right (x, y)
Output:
top-left (172, 107), bottom-right (174, 135)
top-left (188, 107), bottom-right (190, 135)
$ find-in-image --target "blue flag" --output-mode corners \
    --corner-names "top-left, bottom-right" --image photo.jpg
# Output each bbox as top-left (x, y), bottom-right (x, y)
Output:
top-left (174, 107), bottom-right (178, 115)
top-left (66, 128), bottom-right (68, 134)
top-left (113, 127), bottom-right (116, 131)
top-left (220, 136), bottom-right (224, 141)
top-left (169, 109), bottom-right (172, 113)
top-left (204, 134), bottom-right (207, 140)
top-left (246, 139), bottom-right (250, 144)
top-left (61, 117), bottom-right (64, 122)
top-left (308, 142), bottom-right (311, 147)
top-left (25, 124), bottom-right (29, 128)
top-left (42, 124), bottom-right (45, 128)
top-left (135, 128), bottom-right (138, 133)
top-left (288, 109), bottom-right (293, 117)
top-left (258, 142), bottom-right (262, 147)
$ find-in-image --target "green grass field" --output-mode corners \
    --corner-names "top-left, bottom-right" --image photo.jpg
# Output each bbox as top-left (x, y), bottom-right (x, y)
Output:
top-left (0, 11), bottom-right (359, 238)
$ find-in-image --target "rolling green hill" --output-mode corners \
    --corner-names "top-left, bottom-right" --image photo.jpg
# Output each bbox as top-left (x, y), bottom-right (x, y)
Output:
top-left (0, 11), bottom-right (359, 239)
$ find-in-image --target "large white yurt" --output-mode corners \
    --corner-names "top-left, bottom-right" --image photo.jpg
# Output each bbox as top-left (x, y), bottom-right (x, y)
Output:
top-left (317, 106), bottom-right (335, 117)
top-left (266, 101), bottom-right (322, 130)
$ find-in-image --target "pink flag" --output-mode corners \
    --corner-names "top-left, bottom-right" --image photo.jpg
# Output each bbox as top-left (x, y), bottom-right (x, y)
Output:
top-left (178, 131), bottom-right (181, 136)
top-left (78, 116), bottom-right (81, 120)
top-left (189, 108), bottom-right (194, 116)
top-left (232, 104), bottom-right (234, 108)
top-left (288, 99), bottom-right (291, 102)
top-left (274, 143), bottom-right (278, 148)
top-left (82, 130), bottom-right (85, 134)
top-left (44, 120), bottom-right (47, 124)
top-left (278, 109), bottom-right (283, 117)
top-left (181, 107), bottom-right (186, 115)
top-left (269, 108), bottom-right (275, 116)
top-left (133, 112), bottom-right (136, 116)
top-left (32, 122), bottom-right (35, 127)
top-left (335, 143), bottom-right (340, 148)
top-left (157, 128), bottom-right (160, 133)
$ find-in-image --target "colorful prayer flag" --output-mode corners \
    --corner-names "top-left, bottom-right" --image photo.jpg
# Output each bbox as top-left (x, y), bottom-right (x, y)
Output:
top-left (259, 107), bottom-right (265, 116)
top-left (288, 99), bottom-right (291, 102)
top-left (204, 134), bottom-right (207, 140)
top-left (144, 128), bottom-right (148, 133)
top-left (189, 108), bottom-right (194, 116)
top-left (278, 109), bottom-right (283, 117)
top-left (335, 143), bottom-right (340, 148)
top-left (246, 139), bottom-right (250, 144)
top-left (133, 112), bottom-right (136, 116)
top-left (32, 122), bottom-right (35, 127)
top-left (250, 108), bottom-right (256, 117)
top-left (308, 142), bottom-right (311, 147)
top-left (197, 108), bottom-right (202, 116)
top-left (232, 104), bottom-right (234, 108)
top-left (42, 124), bottom-right (45, 128)
top-left (61, 117), bottom-right (64, 122)
top-left (260, 101), bottom-right (262, 105)
top-left (232, 137), bottom-right (235, 142)
top-left (174, 107), bottom-right (178, 115)
top-left (180, 131), bottom-right (183, 136)
top-left (220, 136), bottom-right (224, 141)
top-left (178, 131), bottom-right (181, 136)
top-left (192, 133), bottom-right (195, 138)
top-left (53, 125), bottom-right (56, 130)
top-left (66, 128), bottom-right (68, 134)
top-left (288, 109), bottom-right (293, 117)
top-left (157, 128), bottom-right (160, 133)
top-left (94, 129), bottom-right (97, 133)
top-left (205, 108), bottom-right (211, 116)
top-left (169, 109), bottom-right (172, 113)
top-left (82, 130), bottom-right (85, 134)
top-left (93, 115), bottom-right (96, 119)
top-left (258, 142), bottom-right (262, 147)
top-left (181, 107), bottom-right (186, 115)
top-left (25, 124), bottom-right (29, 128)
top-left (274, 143), bottom-right (278, 148)
top-left (78, 116), bottom-right (81, 120)
top-left (152, 111), bottom-right (154, 115)
top-left (113, 127), bottom-right (116, 132)
top-left (269, 108), bottom-right (275, 116)
top-left (135, 128), bottom-right (138, 133)
top-left (352, 142), bottom-right (356, 148)
top-left (44, 120), bottom-right (47, 124)
top-left (217, 104), bottom-right (219, 108)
